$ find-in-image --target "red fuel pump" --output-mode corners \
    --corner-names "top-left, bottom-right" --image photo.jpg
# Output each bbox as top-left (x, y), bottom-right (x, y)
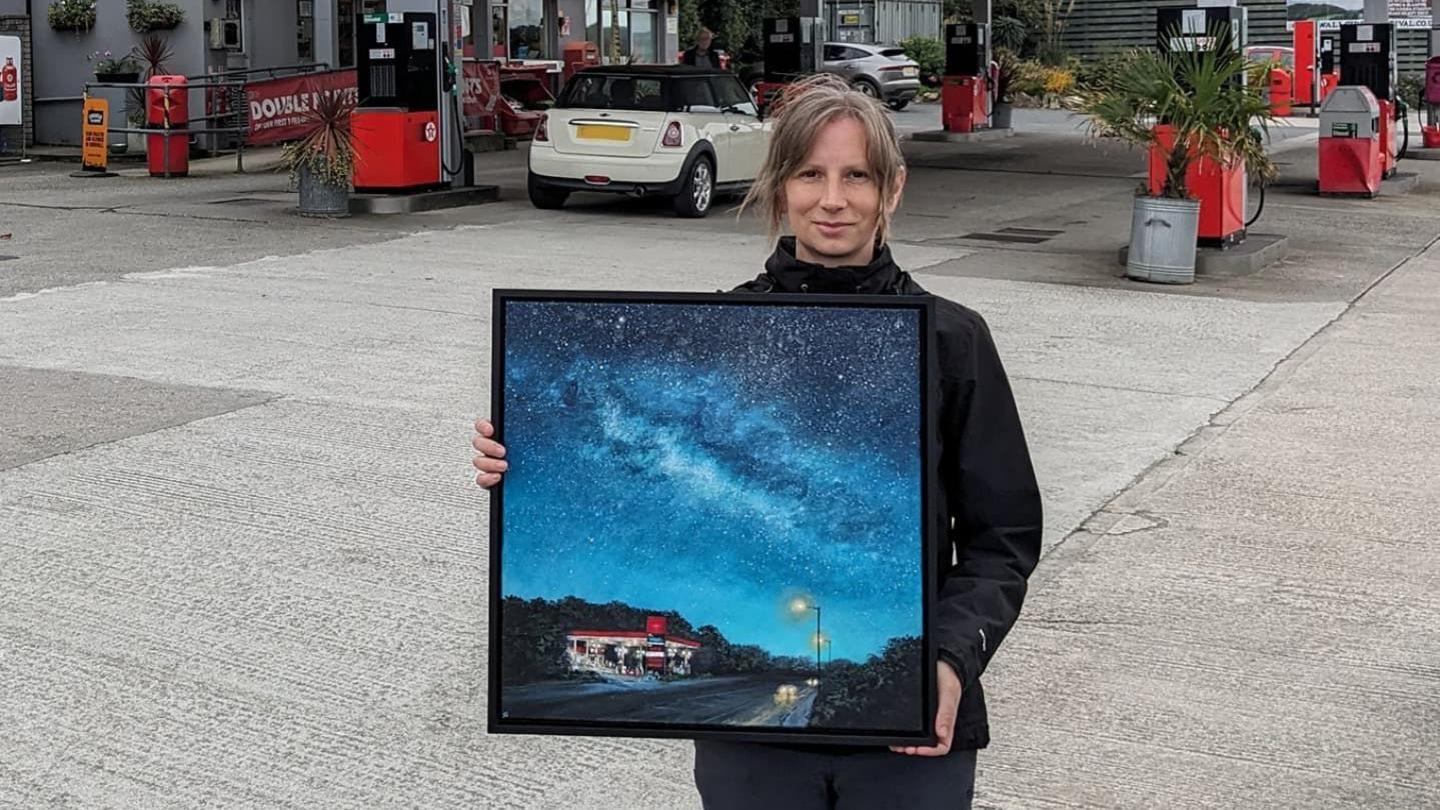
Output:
top-left (1318, 85), bottom-right (1383, 197)
top-left (1422, 56), bottom-right (1440, 148)
top-left (146, 75), bottom-right (189, 177)
top-left (1319, 34), bottom-right (1340, 103)
top-left (941, 22), bottom-right (989, 133)
top-left (1147, 125), bottom-right (1247, 247)
top-left (353, 12), bottom-right (443, 191)
top-left (1151, 5), bottom-right (1250, 247)
top-left (352, 7), bottom-right (468, 193)
top-left (1293, 19), bottom-right (1318, 111)
top-left (754, 16), bottom-right (823, 116)
top-left (1338, 22), bottom-right (1400, 178)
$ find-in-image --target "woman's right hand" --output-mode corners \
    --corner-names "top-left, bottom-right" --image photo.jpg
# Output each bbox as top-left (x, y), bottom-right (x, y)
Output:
top-left (472, 418), bottom-right (508, 489)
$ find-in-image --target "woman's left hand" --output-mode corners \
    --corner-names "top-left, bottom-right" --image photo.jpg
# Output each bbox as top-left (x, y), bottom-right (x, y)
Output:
top-left (891, 660), bottom-right (961, 757)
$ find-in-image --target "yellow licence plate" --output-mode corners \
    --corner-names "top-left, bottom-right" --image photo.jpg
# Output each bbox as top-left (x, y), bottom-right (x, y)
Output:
top-left (576, 125), bottom-right (632, 142)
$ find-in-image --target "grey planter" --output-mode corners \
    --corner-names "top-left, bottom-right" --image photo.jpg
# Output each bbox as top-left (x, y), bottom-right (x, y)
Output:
top-left (991, 102), bottom-right (1013, 130)
top-left (1126, 196), bottom-right (1200, 284)
top-left (297, 165), bottom-right (351, 218)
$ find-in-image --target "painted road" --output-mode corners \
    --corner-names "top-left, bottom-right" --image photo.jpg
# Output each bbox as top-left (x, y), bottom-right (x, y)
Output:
top-left (502, 674), bottom-right (817, 727)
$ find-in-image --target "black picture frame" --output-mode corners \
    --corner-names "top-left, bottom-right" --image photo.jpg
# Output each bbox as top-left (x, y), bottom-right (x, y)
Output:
top-left (487, 289), bottom-right (941, 747)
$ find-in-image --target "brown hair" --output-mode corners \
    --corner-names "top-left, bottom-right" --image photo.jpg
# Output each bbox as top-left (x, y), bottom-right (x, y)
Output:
top-left (739, 73), bottom-right (907, 245)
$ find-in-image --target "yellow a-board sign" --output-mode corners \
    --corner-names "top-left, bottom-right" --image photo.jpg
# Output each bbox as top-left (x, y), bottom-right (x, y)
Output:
top-left (81, 97), bottom-right (109, 172)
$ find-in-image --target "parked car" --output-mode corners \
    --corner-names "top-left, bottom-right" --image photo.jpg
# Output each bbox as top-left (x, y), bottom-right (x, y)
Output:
top-left (528, 65), bottom-right (769, 218)
top-left (1245, 45), bottom-right (1295, 70)
top-left (822, 42), bottom-right (921, 110)
top-left (740, 42), bottom-right (922, 110)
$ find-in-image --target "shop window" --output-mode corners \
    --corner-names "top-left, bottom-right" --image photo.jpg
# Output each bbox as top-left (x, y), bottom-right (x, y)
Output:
top-left (509, 0), bottom-right (546, 59)
top-left (492, 5), bottom-right (509, 58)
top-left (630, 9), bottom-right (655, 64)
top-left (297, 0), bottom-right (314, 61)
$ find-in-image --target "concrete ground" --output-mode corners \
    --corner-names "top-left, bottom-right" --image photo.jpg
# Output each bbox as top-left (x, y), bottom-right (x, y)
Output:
top-left (1, 105), bottom-right (1437, 808)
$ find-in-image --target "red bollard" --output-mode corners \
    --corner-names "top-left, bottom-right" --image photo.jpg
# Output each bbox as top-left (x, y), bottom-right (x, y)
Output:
top-left (1268, 68), bottom-right (1293, 117)
top-left (146, 75), bottom-right (189, 177)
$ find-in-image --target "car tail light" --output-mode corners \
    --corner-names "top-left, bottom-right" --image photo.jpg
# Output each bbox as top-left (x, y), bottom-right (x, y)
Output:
top-left (880, 65), bottom-right (904, 72)
top-left (662, 121), bottom-right (683, 148)
top-left (535, 115), bottom-right (550, 142)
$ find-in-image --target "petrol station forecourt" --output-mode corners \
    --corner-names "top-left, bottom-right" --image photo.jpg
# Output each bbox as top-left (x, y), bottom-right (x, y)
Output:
top-left (5, 5), bottom-right (1440, 809)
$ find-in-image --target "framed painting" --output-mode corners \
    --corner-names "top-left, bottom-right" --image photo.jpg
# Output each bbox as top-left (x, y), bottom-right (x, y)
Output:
top-left (488, 289), bottom-right (939, 746)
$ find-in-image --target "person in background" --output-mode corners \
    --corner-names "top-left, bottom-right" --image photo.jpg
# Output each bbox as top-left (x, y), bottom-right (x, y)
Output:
top-left (682, 28), bottom-right (720, 70)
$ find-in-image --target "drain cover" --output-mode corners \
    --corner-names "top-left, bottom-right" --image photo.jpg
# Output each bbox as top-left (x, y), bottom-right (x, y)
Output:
top-left (961, 232), bottom-right (1050, 244)
top-left (959, 226), bottom-right (1063, 245)
top-left (996, 227), bottom-right (1063, 237)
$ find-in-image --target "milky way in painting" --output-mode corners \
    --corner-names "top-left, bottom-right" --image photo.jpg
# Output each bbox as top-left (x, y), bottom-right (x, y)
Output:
top-left (499, 300), bottom-right (922, 662)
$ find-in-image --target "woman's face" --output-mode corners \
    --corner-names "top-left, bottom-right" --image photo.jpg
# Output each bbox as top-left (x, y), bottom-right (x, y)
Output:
top-left (784, 116), bottom-right (903, 268)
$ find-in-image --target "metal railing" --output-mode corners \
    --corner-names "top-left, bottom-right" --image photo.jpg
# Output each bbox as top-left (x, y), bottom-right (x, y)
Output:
top-left (81, 63), bottom-right (332, 176)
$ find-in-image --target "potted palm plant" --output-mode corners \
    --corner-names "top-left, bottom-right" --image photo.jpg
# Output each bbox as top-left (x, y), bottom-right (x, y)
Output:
top-left (1081, 27), bottom-right (1275, 284)
top-left (992, 47), bottom-right (1018, 130)
top-left (279, 88), bottom-right (357, 217)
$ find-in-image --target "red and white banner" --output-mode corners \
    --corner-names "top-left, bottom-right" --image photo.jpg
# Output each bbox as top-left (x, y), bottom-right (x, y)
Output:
top-left (237, 63), bottom-right (502, 144)
top-left (462, 60), bottom-right (501, 132)
top-left (245, 70), bottom-right (358, 146)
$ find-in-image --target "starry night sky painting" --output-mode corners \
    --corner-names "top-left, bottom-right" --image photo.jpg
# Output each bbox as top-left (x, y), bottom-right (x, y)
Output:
top-left (492, 293), bottom-right (932, 743)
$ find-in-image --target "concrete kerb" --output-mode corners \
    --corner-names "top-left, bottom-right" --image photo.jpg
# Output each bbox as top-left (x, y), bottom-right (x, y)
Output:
top-left (1117, 233), bottom-right (1290, 278)
top-left (910, 128), bottom-right (1016, 143)
top-left (349, 184), bottom-right (502, 215)
top-left (1268, 170), bottom-right (1421, 199)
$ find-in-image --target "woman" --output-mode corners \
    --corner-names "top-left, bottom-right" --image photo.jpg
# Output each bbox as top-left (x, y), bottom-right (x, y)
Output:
top-left (474, 74), bottom-right (1042, 809)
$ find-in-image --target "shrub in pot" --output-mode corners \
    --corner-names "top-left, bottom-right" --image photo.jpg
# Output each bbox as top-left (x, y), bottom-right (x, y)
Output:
top-left (992, 47), bottom-right (1019, 129)
top-left (1081, 28), bottom-right (1276, 284)
top-left (280, 88), bottom-right (357, 217)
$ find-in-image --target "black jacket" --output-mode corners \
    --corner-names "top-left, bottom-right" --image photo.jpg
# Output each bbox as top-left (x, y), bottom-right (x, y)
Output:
top-left (680, 47), bottom-right (721, 69)
top-left (734, 238), bottom-right (1044, 750)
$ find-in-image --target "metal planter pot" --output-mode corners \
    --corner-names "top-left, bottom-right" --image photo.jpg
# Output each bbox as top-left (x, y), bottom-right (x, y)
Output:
top-left (1126, 195), bottom-right (1200, 284)
top-left (297, 165), bottom-right (351, 218)
top-left (991, 102), bottom-right (1013, 130)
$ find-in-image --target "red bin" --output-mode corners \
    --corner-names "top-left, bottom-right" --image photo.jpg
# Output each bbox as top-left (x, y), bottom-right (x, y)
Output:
top-left (146, 75), bottom-right (189, 177)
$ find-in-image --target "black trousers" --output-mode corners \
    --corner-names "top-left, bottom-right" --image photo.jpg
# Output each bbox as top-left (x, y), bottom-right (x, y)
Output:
top-left (693, 741), bottom-right (977, 810)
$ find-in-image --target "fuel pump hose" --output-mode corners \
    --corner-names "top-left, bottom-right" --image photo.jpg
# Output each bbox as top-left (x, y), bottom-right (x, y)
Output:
top-left (1246, 182), bottom-right (1266, 229)
top-left (1245, 123), bottom-right (1266, 229)
top-left (1398, 101), bottom-right (1410, 162)
top-left (443, 90), bottom-right (466, 179)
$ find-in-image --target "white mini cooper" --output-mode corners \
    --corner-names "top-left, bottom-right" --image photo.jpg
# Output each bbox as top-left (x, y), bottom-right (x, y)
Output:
top-left (527, 65), bottom-right (771, 218)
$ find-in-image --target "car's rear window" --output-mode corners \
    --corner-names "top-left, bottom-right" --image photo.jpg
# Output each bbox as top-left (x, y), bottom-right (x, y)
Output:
top-left (559, 75), bottom-right (678, 111)
top-left (880, 48), bottom-right (908, 60)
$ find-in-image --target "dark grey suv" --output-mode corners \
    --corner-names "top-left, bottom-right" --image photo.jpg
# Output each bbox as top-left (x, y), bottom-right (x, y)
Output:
top-left (821, 42), bottom-right (922, 110)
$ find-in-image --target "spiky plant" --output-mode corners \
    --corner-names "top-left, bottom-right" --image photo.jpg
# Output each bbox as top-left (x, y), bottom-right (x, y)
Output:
top-left (133, 34), bottom-right (174, 79)
top-left (125, 34), bottom-right (175, 125)
top-left (1080, 24), bottom-right (1277, 200)
top-left (279, 88), bottom-right (357, 189)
